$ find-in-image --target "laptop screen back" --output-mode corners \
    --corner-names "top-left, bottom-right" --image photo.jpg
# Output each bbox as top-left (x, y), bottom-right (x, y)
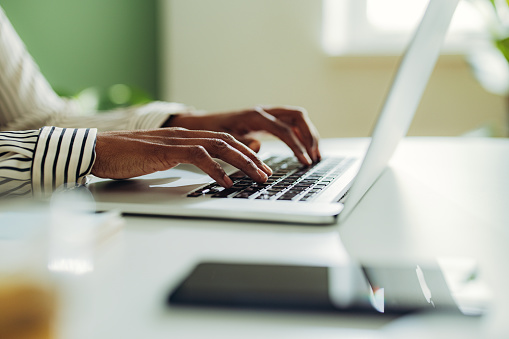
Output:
top-left (339, 0), bottom-right (460, 219)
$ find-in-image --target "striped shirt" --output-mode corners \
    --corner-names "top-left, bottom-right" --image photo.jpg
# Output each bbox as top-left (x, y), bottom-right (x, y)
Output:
top-left (0, 6), bottom-right (189, 198)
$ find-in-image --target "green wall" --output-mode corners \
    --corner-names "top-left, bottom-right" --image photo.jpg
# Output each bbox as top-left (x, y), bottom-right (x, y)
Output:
top-left (0, 0), bottom-right (159, 99)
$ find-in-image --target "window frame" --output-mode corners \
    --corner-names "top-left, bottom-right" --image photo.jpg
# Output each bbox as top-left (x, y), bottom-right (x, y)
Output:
top-left (322, 0), bottom-right (488, 56)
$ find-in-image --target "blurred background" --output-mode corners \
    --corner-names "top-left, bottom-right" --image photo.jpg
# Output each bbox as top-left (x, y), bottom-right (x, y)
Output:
top-left (1, 0), bottom-right (507, 137)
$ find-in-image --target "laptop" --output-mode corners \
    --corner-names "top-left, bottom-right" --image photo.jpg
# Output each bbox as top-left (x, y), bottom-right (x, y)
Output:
top-left (89, 0), bottom-right (460, 225)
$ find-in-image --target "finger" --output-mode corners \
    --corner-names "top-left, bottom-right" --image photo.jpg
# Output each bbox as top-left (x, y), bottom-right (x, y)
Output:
top-left (143, 129), bottom-right (272, 175)
top-left (159, 138), bottom-right (269, 183)
top-left (253, 107), bottom-right (313, 165)
top-left (93, 132), bottom-right (254, 186)
top-left (169, 145), bottom-right (233, 188)
top-left (261, 106), bottom-right (321, 162)
top-left (236, 136), bottom-right (261, 153)
top-left (292, 124), bottom-right (321, 162)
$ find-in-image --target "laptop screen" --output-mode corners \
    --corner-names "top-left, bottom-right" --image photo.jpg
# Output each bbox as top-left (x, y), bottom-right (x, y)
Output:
top-left (339, 0), bottom-right (460, 220)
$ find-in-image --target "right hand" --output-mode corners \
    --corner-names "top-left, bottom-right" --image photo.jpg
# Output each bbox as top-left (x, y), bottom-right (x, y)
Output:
top-left (91, 128), bottom-right (273, 187)
top-left (168, 106), bottom-right (321, 165)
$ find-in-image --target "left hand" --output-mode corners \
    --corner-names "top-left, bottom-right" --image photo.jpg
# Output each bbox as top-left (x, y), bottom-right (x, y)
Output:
top-left (167, 106), bottom-right (321, 165)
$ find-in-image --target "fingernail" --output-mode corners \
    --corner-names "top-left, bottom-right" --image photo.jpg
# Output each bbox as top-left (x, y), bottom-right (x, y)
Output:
top-left (262, 163), bottom-right (273, 175)
top-left (223, 175), bottom-right (233, 187)
top-left (302, 154), bottom-right (312, 166)
top-left (312, 149), bottom-right (319, 162)
top-left (257, 169), bottom-right (268, 182)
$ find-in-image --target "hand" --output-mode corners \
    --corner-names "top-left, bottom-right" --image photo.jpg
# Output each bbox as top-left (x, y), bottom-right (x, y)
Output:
top-left (92, 128), bottom-right (272, 187)
top-left (167, 106), bottom-right (321, 165)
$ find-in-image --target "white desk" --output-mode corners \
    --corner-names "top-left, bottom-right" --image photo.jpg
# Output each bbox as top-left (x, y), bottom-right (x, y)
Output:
top-left (54, 137), bottom-right (508, 339)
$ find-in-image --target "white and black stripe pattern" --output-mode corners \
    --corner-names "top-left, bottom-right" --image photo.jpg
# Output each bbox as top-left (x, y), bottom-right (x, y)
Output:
top-left (0, 128), bottom-right (97, 198)
top-left (47, 101), bottom-right (189, 132)
top-left (0, 6), bottom-right (73, 131)
top-left (32, 127), bottom-right (97, 197)
top-left (0, 130), bottom-right (38, 197)
top-left (0, 6), bottom-right (190, 132)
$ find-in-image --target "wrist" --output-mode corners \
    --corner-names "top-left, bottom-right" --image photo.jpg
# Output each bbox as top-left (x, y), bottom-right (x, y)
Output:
top-left (163, 113), bottom-right (205, 130)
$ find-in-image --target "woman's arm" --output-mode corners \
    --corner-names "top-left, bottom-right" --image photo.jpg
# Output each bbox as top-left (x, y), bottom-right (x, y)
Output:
top-left (0, 127), bottom-right (96, 198)
top-left (0, 6), bottom-right (186, 133)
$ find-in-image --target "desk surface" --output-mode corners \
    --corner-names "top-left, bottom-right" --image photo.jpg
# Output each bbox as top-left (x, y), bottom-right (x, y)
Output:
top-left (44, 137), bottom-right (509, 338)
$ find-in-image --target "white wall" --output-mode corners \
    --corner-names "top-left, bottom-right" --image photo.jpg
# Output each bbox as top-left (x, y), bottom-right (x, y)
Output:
top-left (159, 0), bottom-right (506, 138)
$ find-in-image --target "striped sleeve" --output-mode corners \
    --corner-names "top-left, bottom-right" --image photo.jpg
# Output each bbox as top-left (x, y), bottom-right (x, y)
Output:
top-left (47, 101), bottom-right (191, 132)
top-left (0, 5), bottom-right (190, 133)
top-left (0, 6), bottom-right (75, 131)
top-left (0, 127), bottom-right (97, 198)
top-left (0, 130), bottom-right (38, 197)
top-left (32, 127), bottom-right (97, 197)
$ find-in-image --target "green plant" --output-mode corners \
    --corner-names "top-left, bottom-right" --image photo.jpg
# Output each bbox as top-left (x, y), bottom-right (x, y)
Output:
top-left (57, 84), bottom-right (153, 112)
top-left (467, 0), bottom-right (509, 95)
top-left (486, 0), bottom-right (509, 61)
top-left (464, 0), bottom-right (509, 136)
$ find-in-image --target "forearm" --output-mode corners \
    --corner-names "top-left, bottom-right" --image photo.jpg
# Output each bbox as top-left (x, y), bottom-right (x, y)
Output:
top-left (0, 130), bottom-right (39, 197)
top-left (0, 7), bottom-right (77, 131)
top-left (0, 127), bottom-right (97, 198)
top-left (51, 101), bottom-right (191, 132)
top-left (0, 7), bottom-right (189, 133)
top-left (32, 127), bottom-right (97, 196)
top-left (164, 111), bottom-right (221, 131)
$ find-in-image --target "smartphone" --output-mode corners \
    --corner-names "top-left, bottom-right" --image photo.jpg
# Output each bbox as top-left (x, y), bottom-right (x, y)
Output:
top-left (167, 261), bottom-right (473, 315)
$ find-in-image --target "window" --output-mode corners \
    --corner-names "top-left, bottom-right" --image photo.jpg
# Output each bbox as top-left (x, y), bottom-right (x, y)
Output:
top-left (322, 0), bottom-right (487, 56)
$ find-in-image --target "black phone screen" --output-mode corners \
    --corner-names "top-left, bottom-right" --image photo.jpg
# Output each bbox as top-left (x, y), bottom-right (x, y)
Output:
top-left (167, 261), bottom-right (462, 315)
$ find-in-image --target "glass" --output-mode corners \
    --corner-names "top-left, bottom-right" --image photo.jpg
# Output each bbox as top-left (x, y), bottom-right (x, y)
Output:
top-left (0, 211), bottom-right (57, 339)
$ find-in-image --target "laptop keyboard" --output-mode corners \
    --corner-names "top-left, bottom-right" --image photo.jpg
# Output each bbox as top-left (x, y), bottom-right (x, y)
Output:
top-left (187, 156), bottom-right (355, 202)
